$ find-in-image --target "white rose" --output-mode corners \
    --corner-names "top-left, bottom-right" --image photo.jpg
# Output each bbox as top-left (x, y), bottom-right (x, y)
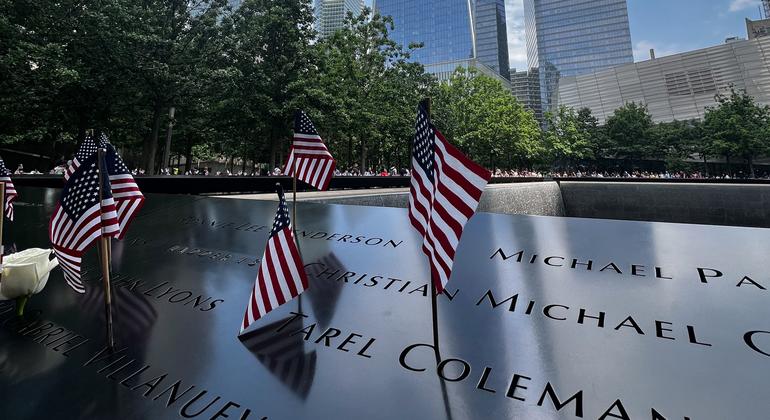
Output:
top-left (0, 248), bottom-right (59, 300)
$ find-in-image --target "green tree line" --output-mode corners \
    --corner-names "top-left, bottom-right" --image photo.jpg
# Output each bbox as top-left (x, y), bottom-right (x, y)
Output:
top-left (2, 0), bottom-right (769, 176)
top-left (546, 88), bottom-right (770, 176)
top-left (1, 1), bottom-right (444, 174)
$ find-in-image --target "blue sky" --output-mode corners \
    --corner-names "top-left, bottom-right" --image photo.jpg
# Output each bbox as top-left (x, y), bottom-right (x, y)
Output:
top-left (365, 0), bottom-right (767, 70)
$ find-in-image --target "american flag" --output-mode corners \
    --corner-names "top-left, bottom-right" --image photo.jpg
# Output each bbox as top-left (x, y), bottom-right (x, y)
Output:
top-left (283, 111), bottom-right (336, 191)
top-left (66, 133), bottom-right (144, 239)
top-left (240, 186), bottom-right (309, 334)
top-left (408, 104), bottom-right (491, 294)
top-left (0, 158), bottom-right (17, 221)
top-left (49, 153), bottom-right (120, 293)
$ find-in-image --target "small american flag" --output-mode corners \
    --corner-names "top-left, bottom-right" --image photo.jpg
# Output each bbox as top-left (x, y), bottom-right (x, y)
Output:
top-left (408, 104), bottom-right (491, 293)
top-left (49, 153), bottom-right (120, 293)
top-left (240, 186), bottom-right (309, 334)
top-left (283, 111), bottom-right (336, 191)
top-left (64, 135), bottom-right (99, 180)
top-left (66, 133), bottom-right (144, 239)
top-left (0, 158), bottom-right (17, 221)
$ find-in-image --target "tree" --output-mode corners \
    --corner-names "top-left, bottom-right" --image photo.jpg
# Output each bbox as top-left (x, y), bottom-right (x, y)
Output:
top-left (544, 106), bottom-right (595, 169)
top-left (704, 87), bottom-right (769, 177)
top-left (605, 102), bottom-right (655, 165)
top-left (575, 107), bottom-right (609, 161)
top-left (315, 8), bottom-right (433, 171)
top-left (652, 120), bottom-right (705, 173)
top-left (432, 67), bottom-right (543, 169)
top-left (219, 0), bottom-right (317, 170)
top-left (0, 0), bottom-right (233, 173)
top-left (0, 0), bottom-right (140, 160)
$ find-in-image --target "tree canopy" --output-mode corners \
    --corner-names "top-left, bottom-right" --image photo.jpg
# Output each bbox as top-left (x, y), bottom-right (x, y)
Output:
top-left (432, 68), bottom-right (543, 169)
top-left (3, 1), bottom-right (770, 178)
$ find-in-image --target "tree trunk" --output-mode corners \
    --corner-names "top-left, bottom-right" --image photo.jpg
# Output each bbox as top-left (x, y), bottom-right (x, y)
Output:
top-left (347, 137), bottom-right (353, 170)
top-left (143, 103), bottom-right (163, 175)
top-left (726, 155), bottom-right (731, 177)
top-left (360, 140), bottom-right (367, 175)
top-left (748, 155), bottom-right (755, 178)
top-left (47, 129), bottom-right (60, 166)
top-left (269, 128), bottom-right (277, 170)
top-left (702, 155), bottom-right (709, 176)
top-left (77, 111), bottom-right (88, 144)
top-left (184, 139), bottom-right (193, 174)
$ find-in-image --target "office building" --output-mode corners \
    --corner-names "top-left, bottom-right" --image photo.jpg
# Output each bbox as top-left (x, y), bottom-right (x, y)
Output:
top-left (556, 36), bottom-right (770, 124)
top-left (315, 0), bottom-right (364, 39)
top-left (747, 17), bottom-right (770, 40)
top-left (475, 0), bottom-right (510, 80)
top-left (524, 0), bottom-right (634, 113)
top-left (374, 0), bottom-right (511, 84)
top-left (510, 68), bottom-right (543, 121)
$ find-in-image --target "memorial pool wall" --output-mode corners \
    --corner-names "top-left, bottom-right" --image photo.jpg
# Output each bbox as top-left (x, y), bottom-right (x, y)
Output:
top-left (13, 176), bottom-right (770, 227)
top-left (302, 182), bottom-right (770, 228)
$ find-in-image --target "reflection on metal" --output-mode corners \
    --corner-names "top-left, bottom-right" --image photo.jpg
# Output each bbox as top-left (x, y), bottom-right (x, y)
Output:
top-left (0, 187), bottom-right (769, 419)
top-left (306, 253), bottom-right (345, 330)
top-left (467, 0), bottom-right (477, 59)
top-left (79, 269), bottom-right (158, 347)
top-left (239, 316), bottom-right (317, 399)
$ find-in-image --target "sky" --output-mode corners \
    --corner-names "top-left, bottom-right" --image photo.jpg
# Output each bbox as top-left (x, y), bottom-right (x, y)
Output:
top-left (365, 0), bottom-right (768, 70)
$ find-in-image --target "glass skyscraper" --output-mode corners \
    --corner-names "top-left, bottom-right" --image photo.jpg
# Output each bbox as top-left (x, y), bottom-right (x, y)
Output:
top-left (315, 0), bottom-right (365, 39)
top-left (524, 0), bottom-right (634, 113)
top-left (374, 0), bottom-right (510, 82)
top-left (475, 0), bottom-right (510, 80)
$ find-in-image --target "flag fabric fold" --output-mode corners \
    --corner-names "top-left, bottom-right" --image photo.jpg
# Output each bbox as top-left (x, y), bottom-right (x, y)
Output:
top-left (65, 134), bottom-right (144, 239)
top-left (283, 111), bottom-right (336, 191)
top-left (49, 153), bottom-right (119, 293)
top-left (408, 104), bottom-right (491, 294)
top-left (240, 187), bottom-right (309, 334)
top-left (0, 159), bottom-right (17, 221)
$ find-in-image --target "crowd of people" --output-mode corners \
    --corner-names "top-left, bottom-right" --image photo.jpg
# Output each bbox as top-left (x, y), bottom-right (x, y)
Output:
top-left (11, 164), bottom-right (43, 175)
top-left (14, 162), bottom-right (769, 180)
top-left (491, 169), bottom-right (738, 179)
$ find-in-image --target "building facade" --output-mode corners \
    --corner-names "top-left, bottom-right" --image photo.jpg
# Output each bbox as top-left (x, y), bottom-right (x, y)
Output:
top-left (475, 0), bottom-right (510, 80)
top-left (747, 17), bottom-right (770, 40)
top-left (556, 36), bottom-right (770, 124)
top-left (314, 0), bottom-right (364, 39)
top-left (510, 68), bottom-right (543, 121)
top-left (373, 0), bottom-right (511, 84)
top-left (524, 0), bottom-right (634, 113)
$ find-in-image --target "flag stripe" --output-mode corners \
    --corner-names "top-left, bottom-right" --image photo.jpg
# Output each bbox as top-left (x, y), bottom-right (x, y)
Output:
top-left (262, 252), bottom-right (282, 308)
top-left (52, 134), bottom-right (145, 293)
top-left (0, 170), bottom-right (18, 221)
top-left (275, 231), bottom-right (300, 297)
top-left (240, 190), bottom-right (308, 334)
top-left (267, 241), bottom-right (290, 305)
top-left (408, 106), bottom-right (491, 293)
top-left (281, 111), bottom-right (336, 191)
